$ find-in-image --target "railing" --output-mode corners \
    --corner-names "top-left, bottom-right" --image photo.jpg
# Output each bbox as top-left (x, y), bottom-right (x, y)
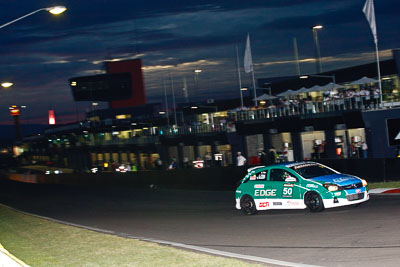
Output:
top-left (233, 93), bottom-right (400, 121)
top-left (156, 123), bottom-right (230, 136)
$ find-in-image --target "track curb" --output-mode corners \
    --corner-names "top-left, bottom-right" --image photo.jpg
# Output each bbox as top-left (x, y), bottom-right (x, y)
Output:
top-left (0, 243), bottom-right (30, 267)
top-left (369, 188), bottom-right (400, 194)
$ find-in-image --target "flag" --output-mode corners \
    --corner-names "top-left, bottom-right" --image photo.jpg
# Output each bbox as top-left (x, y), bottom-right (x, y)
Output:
top-left (244, 34), bottom-right (253, 73)
top-left (363, 0), bottom-right (377, 45)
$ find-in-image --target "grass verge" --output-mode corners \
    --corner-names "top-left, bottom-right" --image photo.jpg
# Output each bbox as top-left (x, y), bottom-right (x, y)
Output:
top-left (368, 181), bottom-right (400, 189)
top-left (0, 205), bottom-right (262, 267)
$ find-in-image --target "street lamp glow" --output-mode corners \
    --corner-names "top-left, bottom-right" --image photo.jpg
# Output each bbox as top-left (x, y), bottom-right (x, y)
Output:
top-left (1, 82), bottom-right (13, 88)
top-left (299, 75), bottom-right (309, 79)
top-left (313, 25), bottom-right (323, 30)
top-left (0, 6), bottom-right (67, 29)
top-left (47, 6), bottom-right (67, 15)
top-left (194, 69), bottom-right (202, 73)
top-left (240, 87), bottom-right (248, 91)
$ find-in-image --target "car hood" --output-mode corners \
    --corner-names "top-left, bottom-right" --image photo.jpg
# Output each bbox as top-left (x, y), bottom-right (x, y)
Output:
top-left (309, 174), bottom-right (361, 186)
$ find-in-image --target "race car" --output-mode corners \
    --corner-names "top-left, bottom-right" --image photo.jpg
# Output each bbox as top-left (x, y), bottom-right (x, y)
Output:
top-left (235, 161), bottom-right (369, 215)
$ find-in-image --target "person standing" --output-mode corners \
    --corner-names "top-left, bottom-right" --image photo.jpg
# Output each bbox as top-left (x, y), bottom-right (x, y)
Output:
top-left (361, 142), bottom-right (368, 158)
top-left (258, 150), bottom-right (267, 165)
top-left (269, 146), bottom-right (278, 164)
top-left (236, 152), bottom-right (247, 166)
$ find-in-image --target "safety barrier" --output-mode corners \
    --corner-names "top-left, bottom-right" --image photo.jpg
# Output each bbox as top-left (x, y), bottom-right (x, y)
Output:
top-left (5, 158), bottom-right (400, 190)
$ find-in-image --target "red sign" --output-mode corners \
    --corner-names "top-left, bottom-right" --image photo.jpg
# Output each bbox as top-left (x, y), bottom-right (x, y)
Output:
top-left (48, 110), bottom-right (56, 125)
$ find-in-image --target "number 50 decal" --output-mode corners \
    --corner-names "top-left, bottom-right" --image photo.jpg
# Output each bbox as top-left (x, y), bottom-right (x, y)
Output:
top-left (283, 187), bottom-right (293, 197)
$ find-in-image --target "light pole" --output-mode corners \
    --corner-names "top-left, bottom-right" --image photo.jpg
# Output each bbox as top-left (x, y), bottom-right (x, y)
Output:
top-left (0, 6), bottom-right (67, 86)
top-left (0, 6), bottom-right (67, 29)
top-left (312, 25), bottom-right (323, 73)
top-left (193, 69), bottom-right (202, 96)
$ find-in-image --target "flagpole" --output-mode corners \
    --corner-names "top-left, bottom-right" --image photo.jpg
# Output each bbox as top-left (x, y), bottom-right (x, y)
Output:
top-left (235, 45), bottom-right (244, 108)
top-left (251, 66), bottom-right (257, 107)
top-left (363, 0), bottom-right (382, 106)
top-left (374, 42), bottom-right (383, 106)
top-left (169, 71), bottom-right (178, 126)
top-left (163, 78), bottom-right (170, 127)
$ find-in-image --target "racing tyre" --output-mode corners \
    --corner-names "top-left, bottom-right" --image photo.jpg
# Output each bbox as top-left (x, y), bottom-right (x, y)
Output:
top-left (305, 192), bottom-right (325, 212)
top-left (240, 196), bottom-right (258, 215)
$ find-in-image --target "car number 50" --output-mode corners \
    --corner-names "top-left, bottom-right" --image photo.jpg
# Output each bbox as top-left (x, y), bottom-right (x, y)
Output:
top-left (283, 187), bottom-right (293, 196)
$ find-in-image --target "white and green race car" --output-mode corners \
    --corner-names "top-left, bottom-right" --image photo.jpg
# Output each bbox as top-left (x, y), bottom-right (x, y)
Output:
top-left (235, 161), bottom-right (369, 215)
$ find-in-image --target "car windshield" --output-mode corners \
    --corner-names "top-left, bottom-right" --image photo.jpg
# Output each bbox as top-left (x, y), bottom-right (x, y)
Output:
top-left (290, 163), bottom-right (336, 179)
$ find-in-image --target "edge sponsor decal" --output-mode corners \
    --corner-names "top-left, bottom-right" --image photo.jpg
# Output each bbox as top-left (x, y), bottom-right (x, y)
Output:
top-left (306, 184), bottom-right (318, 188)
top-left (254, 189), bottom-right (277, 197)
top-left (273, 202), bottom-right (282, 206)
top-left (259, 202), bottom-right (269, 208)
top-left (254, 184), bottom-right (265, 189)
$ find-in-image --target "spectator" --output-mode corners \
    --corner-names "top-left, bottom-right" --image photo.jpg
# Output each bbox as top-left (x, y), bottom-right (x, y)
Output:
top-left (345, 89), bottom-right (355, 109)
top-left (125, 163), bottom-right (132, 172)
top-left (269, 146), bottom-right (278, 164)
top-left (236, 152), bottom-right (247, 166)
top-left (354, 89), bottom-right (362, 109)
top-left (258, 150), bottom-right (267, 165)
top-left (204, 152), bottom-right (212, 167)
top-left (372, 86), bottom-right (380, 108)
top-left (183, 156), bottom-right (190, 168)
top-left (360, 87), bottom-right (370, 109)
top-left (168, 158), bottom-right (177, 170)
top-left (155, 158), bottom-right (163, 170)
top-left (281, 145), bottom-right (289, 162)
top-left (361, 142), bottom-right (368, 158)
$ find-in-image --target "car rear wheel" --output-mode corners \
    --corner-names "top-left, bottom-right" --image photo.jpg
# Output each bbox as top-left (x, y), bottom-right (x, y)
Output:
top-left (305, 192), bottom-right (325, 212)
top-left (240, 195), bottom-right (258, 215)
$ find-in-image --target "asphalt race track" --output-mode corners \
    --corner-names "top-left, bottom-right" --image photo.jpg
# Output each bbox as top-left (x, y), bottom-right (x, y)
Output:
top-left (0, 179), bottom-right (399, 267)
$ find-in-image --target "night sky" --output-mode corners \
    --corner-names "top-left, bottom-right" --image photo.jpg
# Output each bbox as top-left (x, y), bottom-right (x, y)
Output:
top-left (0, 0), bottom-right (399, 125)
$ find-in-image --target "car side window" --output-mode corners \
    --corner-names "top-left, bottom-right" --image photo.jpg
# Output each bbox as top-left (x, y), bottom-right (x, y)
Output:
top-left (269, 169), bottom-right (293, 182)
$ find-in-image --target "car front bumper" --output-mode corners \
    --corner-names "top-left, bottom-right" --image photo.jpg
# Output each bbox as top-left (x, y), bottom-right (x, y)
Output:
top-left (323, 191), bottom-right (369, 208)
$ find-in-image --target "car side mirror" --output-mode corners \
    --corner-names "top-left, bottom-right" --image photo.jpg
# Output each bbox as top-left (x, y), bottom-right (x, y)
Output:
top-left (285, 177), bottom-right (297, 182)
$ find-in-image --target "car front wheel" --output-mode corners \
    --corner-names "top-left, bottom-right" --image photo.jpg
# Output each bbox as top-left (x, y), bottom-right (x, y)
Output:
top-left (240, 195), bottom-right (258, 215)
top-left (305, 192), bottom-right (325, 212)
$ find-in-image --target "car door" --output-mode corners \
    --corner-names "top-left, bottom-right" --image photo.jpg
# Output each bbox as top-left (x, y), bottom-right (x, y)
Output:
top-left (268, 167), bottom-right (301, 201)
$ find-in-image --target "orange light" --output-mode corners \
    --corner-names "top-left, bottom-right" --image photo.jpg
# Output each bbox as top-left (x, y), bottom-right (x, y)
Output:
top-left (9, 106), bottom-right (20, 116)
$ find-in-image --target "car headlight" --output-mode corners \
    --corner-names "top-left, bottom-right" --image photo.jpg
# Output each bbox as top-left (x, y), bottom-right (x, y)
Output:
top-left (323, 183), bottom-right (341, 191)
top-left (361, 179), bottom-right (368, 187)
